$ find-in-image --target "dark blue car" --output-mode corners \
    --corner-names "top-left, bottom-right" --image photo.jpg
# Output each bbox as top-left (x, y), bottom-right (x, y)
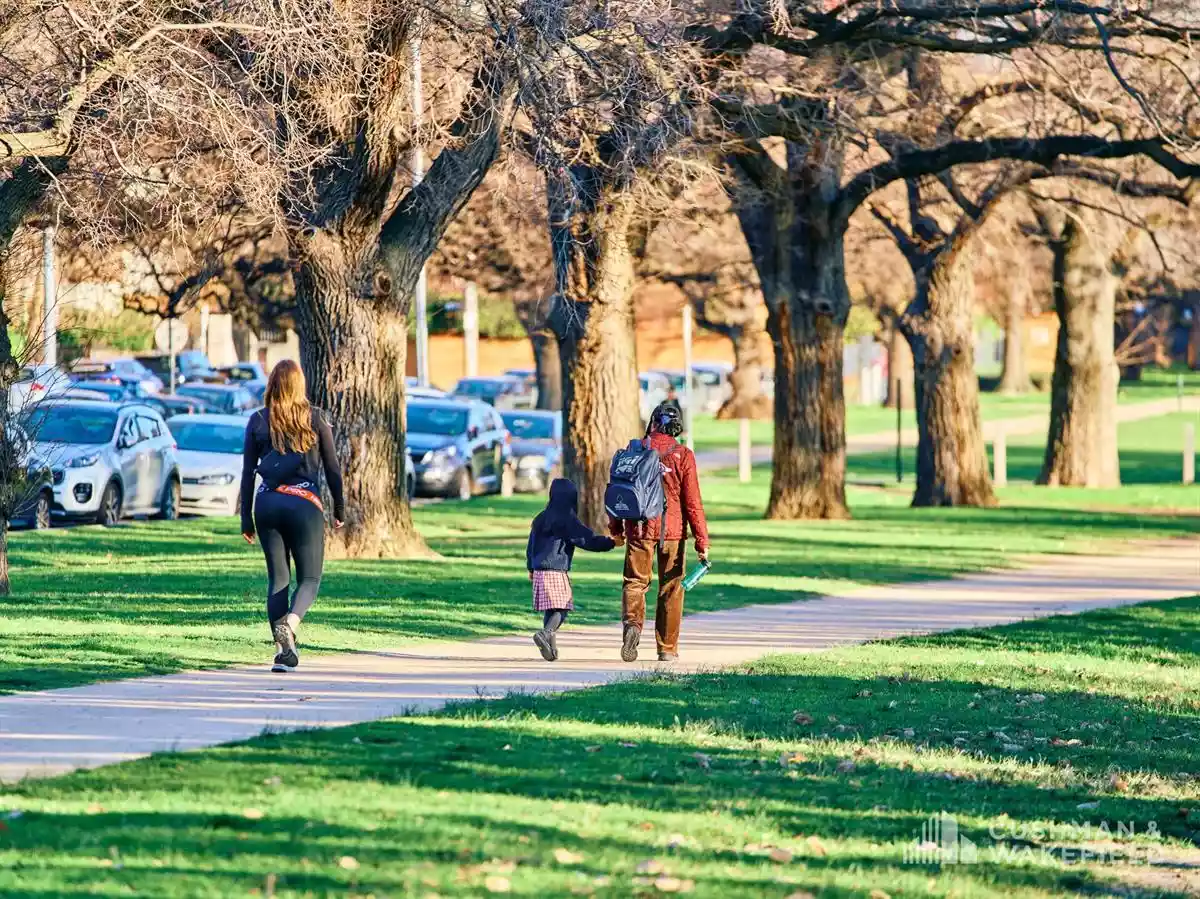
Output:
top-left (407, 399), bottom-right (513, 500)
top-left (501, 410), bottom-right (562, 493)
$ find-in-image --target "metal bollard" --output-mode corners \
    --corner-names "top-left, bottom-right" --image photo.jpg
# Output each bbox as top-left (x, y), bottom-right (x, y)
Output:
top-left (993, 429), bottom-right (1007, 488)
top-left (738, 418), bottom-right (751, 483)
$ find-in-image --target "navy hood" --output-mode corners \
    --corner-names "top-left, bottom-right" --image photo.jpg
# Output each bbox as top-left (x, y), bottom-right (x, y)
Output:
top-left (547, 478), bottom-right (578, 514)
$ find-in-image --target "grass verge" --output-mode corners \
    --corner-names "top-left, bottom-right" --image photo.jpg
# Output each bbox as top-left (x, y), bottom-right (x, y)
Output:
top-left (2, 595), bottom-right (1198, 897)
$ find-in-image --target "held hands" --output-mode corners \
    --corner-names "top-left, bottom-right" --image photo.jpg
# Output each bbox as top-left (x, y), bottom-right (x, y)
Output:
top-left (612, 535), bottom-right (626, 548)
top-left (334, 519), bottom-right (344, 530)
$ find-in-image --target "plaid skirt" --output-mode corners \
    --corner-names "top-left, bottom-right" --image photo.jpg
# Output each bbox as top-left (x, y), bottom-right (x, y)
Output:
top-left (531, 569), bottom-right (574, 611)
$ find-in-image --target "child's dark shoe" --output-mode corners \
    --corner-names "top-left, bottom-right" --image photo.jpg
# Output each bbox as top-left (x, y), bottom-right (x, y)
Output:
top-left (533, 629), bottom-right (557, 662)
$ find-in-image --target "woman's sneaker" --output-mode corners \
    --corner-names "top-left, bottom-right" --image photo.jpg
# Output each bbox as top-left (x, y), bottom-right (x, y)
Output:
top-left (271, 619), bottom-right (299, 672)
top-left (533, 629), bottom-right (558, 662)
top-left (621, 625), bottom-right (640, 662)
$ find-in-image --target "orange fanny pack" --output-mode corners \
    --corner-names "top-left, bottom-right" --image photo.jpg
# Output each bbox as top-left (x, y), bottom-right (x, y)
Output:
top-left (275, 484), bottom-right (324, 512)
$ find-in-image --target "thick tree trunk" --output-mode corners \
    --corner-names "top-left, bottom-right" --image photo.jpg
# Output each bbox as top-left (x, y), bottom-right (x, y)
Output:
top-left (997, 286), bottom-right (1031, 395)
top-left (293, 232), bottom-right (424, 558)
top-left (903, 236), bottom-right (995, 507)
top-left (1038, 216), bottom-right (1120, 487)
top-left (548, 182), bottom-right (641, 531)
top-left (716, 324), bottom-right (772, 420)
top-left (530, 328), bottom-right (562, 411)
top-left (884, 324), bottom-right (915, 409)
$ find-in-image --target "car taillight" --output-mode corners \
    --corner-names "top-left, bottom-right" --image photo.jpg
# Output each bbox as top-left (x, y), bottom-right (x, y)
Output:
top-left (31, 382), bottom-right (44, 391)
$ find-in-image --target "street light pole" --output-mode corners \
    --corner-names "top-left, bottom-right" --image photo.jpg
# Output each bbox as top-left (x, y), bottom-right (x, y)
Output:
top-left (682, 304), bottom-right (694, 450)
top-left (411, 32), bottom-right (430, 388)
top-left (42, 225), bottom-right (57, 368)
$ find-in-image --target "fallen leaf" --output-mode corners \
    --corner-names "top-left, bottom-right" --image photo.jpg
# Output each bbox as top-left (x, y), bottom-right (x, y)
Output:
top-left (693, 752), bottom-right (711, 770)
top-left (554, 848), bottom-right (584, 865)
top-left (620, 741), bottom-right (639, 748)
top-left (502, 744), bottom-right (513, 751)
top-left (585, 745), bottom-right (603, 753)
top-left (1051, 738), bottom-right (1083, 747)
top-left (243, 808), bottom-right (265, 820)
top-left (262, 776), bottom-right (282, 787)
top-left (854, 689), bottom-right (873, 698)
top-left (488, 860), bottom-right (517, 874)
top-left (639, 822), bottom-right (655, 831)
top-left (1077, 801), bottom-right (1100, 810)
top-left (636, 859), bottom-right (666, 875)
top-left (484, 875), bottom-right (511, 893)
top-left (748, 698), bottom-right (760, 705)
top-left (337, 856), bottom-right (360, 870)
top-left (1002, 743), bottom-right (1023, 752)
top-left (805, 836), bottom-right (827, 857)
top-left (85, 804), bottom-right (104, 814)
top-left (836, 760), bottom-right (856, 773)
top-left (1028, 694), bottom-right (1047, 703)
top-left (1110, 774), bottom-right (1129, 792)
top-left (902, 728), bottom-right (916, 738)
top-left (779, 752), bottom-right (807, 767)
top-left (666, 834), bottom-right (688, 850)
top-left (793, 711), bottom-right (814, 725)
top-left (768, 847), bottom-right (793, 864)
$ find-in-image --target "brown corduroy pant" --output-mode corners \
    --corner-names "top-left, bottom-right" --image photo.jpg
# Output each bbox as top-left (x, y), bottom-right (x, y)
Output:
top-left (621, 538), bottom-right (686, 655)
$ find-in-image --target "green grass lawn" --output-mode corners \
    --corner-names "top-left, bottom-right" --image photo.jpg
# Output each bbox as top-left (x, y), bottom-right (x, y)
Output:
top-left (691, 365), bottom-right (1200, 456)
top-left (4, 595), bottom-right (1199, 897)
top-left (846, 411), bottom-right (1200, 514)
top-left (2, 463), bottom-right (1195, 695)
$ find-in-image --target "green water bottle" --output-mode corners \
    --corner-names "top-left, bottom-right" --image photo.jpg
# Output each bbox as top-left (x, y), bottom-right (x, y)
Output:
top-left (682, 559), bottom-right (711, 591)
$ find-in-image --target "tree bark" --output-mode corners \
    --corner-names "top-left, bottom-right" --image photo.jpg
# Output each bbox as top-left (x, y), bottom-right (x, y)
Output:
top-left (293, 231), bottom-right (423, 558)
top-left (0, 523), bottom-right (8, 597)
top-left (735, 141), bottom-right (851, 521)
top-left (715, 323), bottom-right (772, 420)
top-left (997, 282), bottom-right (1031, 395)
top-left (902, 233), bottom-right (996, 507)
top-left (884, 323), bottom-right (915, 409)
top-left (548, 176), bottom-right (641, 531)
top-left (530, 328), bottom-right (562, 411)
top-left (1038, 213), bottom-right (1120, 487)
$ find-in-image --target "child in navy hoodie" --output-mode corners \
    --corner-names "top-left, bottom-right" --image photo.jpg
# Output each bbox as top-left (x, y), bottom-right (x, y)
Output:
top-left (526, 478), bottom-right (616, 661)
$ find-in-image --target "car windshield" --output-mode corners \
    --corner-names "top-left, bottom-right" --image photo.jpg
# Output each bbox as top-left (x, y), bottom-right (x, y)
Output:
top-left (168, 421), bottom-right (244, 454)
top-left (454, 380), bottom-right (507, 397)
top-left (22, 406), bottom-right (117, 445)
top-left (408, 405), bottom-right (468, 436)
top-left (502, 414), bottom-right (555, 440)
top-left (224, 367), bottom-right (254, 381)
top-left (82, 384), bottom-right (128, 400)
top-left (178, 387), bottom-right (231, 409)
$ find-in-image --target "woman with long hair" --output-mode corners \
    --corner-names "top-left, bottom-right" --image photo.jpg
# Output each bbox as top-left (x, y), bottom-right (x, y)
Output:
top-left (240, 360), bottom-right (344, 672)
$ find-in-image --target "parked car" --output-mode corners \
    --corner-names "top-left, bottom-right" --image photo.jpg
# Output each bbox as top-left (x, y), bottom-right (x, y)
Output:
top-left (136, 350), bottom-right (219, 386)
top-left (175, 383), bottom-right (258, 415)
top-left (218, 363), bottom-right (268, 402)
top-left (63, 381), bottom-right (137, 403)
top-left (71, 358), bottom-right (163, 395)
top-left (8, 364), bottom-right (70, 413)
top-left (137, 394), bottom-right (217, 418)
top-left (639, 371), bottom-right (671, 421)
top-left (501, 410), bottom-right (562, 493)
top-left (450, 376), bottom-right (532, 409)
top-left (503, 368), bottom-right (539, 403)
top-left (20, 400), bottom-right (182, 525)
top-left (166, 414), bottom-right (248, 516)
top-left (407, 399), bottom-right (513, 499)
top-left (7, 422), bottom-right (53, 530)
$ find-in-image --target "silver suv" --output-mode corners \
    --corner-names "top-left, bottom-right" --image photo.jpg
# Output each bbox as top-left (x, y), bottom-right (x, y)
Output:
top-left (22, 400), bottom-right (182, 525)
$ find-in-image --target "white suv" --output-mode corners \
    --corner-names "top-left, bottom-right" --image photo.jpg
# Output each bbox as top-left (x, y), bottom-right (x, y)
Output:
top-left (23, 400), bottom-right (182, 526)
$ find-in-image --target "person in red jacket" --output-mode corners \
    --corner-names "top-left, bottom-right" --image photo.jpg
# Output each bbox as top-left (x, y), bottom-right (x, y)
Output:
top-left (609, 403), bottom-right (710, 663)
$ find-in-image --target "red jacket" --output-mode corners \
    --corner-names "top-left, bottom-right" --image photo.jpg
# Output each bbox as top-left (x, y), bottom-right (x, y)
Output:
top-left (608, 433), bottom-right (710, 551)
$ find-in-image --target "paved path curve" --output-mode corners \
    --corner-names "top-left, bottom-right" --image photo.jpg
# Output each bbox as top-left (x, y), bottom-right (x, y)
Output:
top-left (0, 538), bottom-right (1195, 783)
top-left (695, 395), bottom-right (1200, 471)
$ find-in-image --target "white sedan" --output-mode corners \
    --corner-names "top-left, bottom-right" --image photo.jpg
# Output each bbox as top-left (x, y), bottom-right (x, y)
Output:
top-left (165, 413), bottom-right (247, 516)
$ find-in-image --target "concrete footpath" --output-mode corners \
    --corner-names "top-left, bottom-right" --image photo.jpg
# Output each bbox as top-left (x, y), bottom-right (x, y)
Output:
top-left (0, 539), bottom-right (1196, 783)
top-left (696, 395), bottom-right (1200, 471)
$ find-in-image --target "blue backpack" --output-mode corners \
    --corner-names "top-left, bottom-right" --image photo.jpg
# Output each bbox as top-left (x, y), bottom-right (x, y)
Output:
top-left (605, 439), bottom-right (669, 527)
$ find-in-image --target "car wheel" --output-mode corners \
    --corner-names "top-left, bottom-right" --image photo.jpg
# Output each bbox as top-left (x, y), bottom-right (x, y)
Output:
top-left (96, 482), bottom-right (122, 527)
top-left (452, 467), bottom-right (473, 501)
top-left (32, 491), bottom-right (52, 530)
top-left (157, 477), bottom-right (181, 521)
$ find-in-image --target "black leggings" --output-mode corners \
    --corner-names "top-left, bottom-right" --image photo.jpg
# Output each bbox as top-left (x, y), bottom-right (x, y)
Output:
top-left (255, 490), bottom-right (325, 624)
